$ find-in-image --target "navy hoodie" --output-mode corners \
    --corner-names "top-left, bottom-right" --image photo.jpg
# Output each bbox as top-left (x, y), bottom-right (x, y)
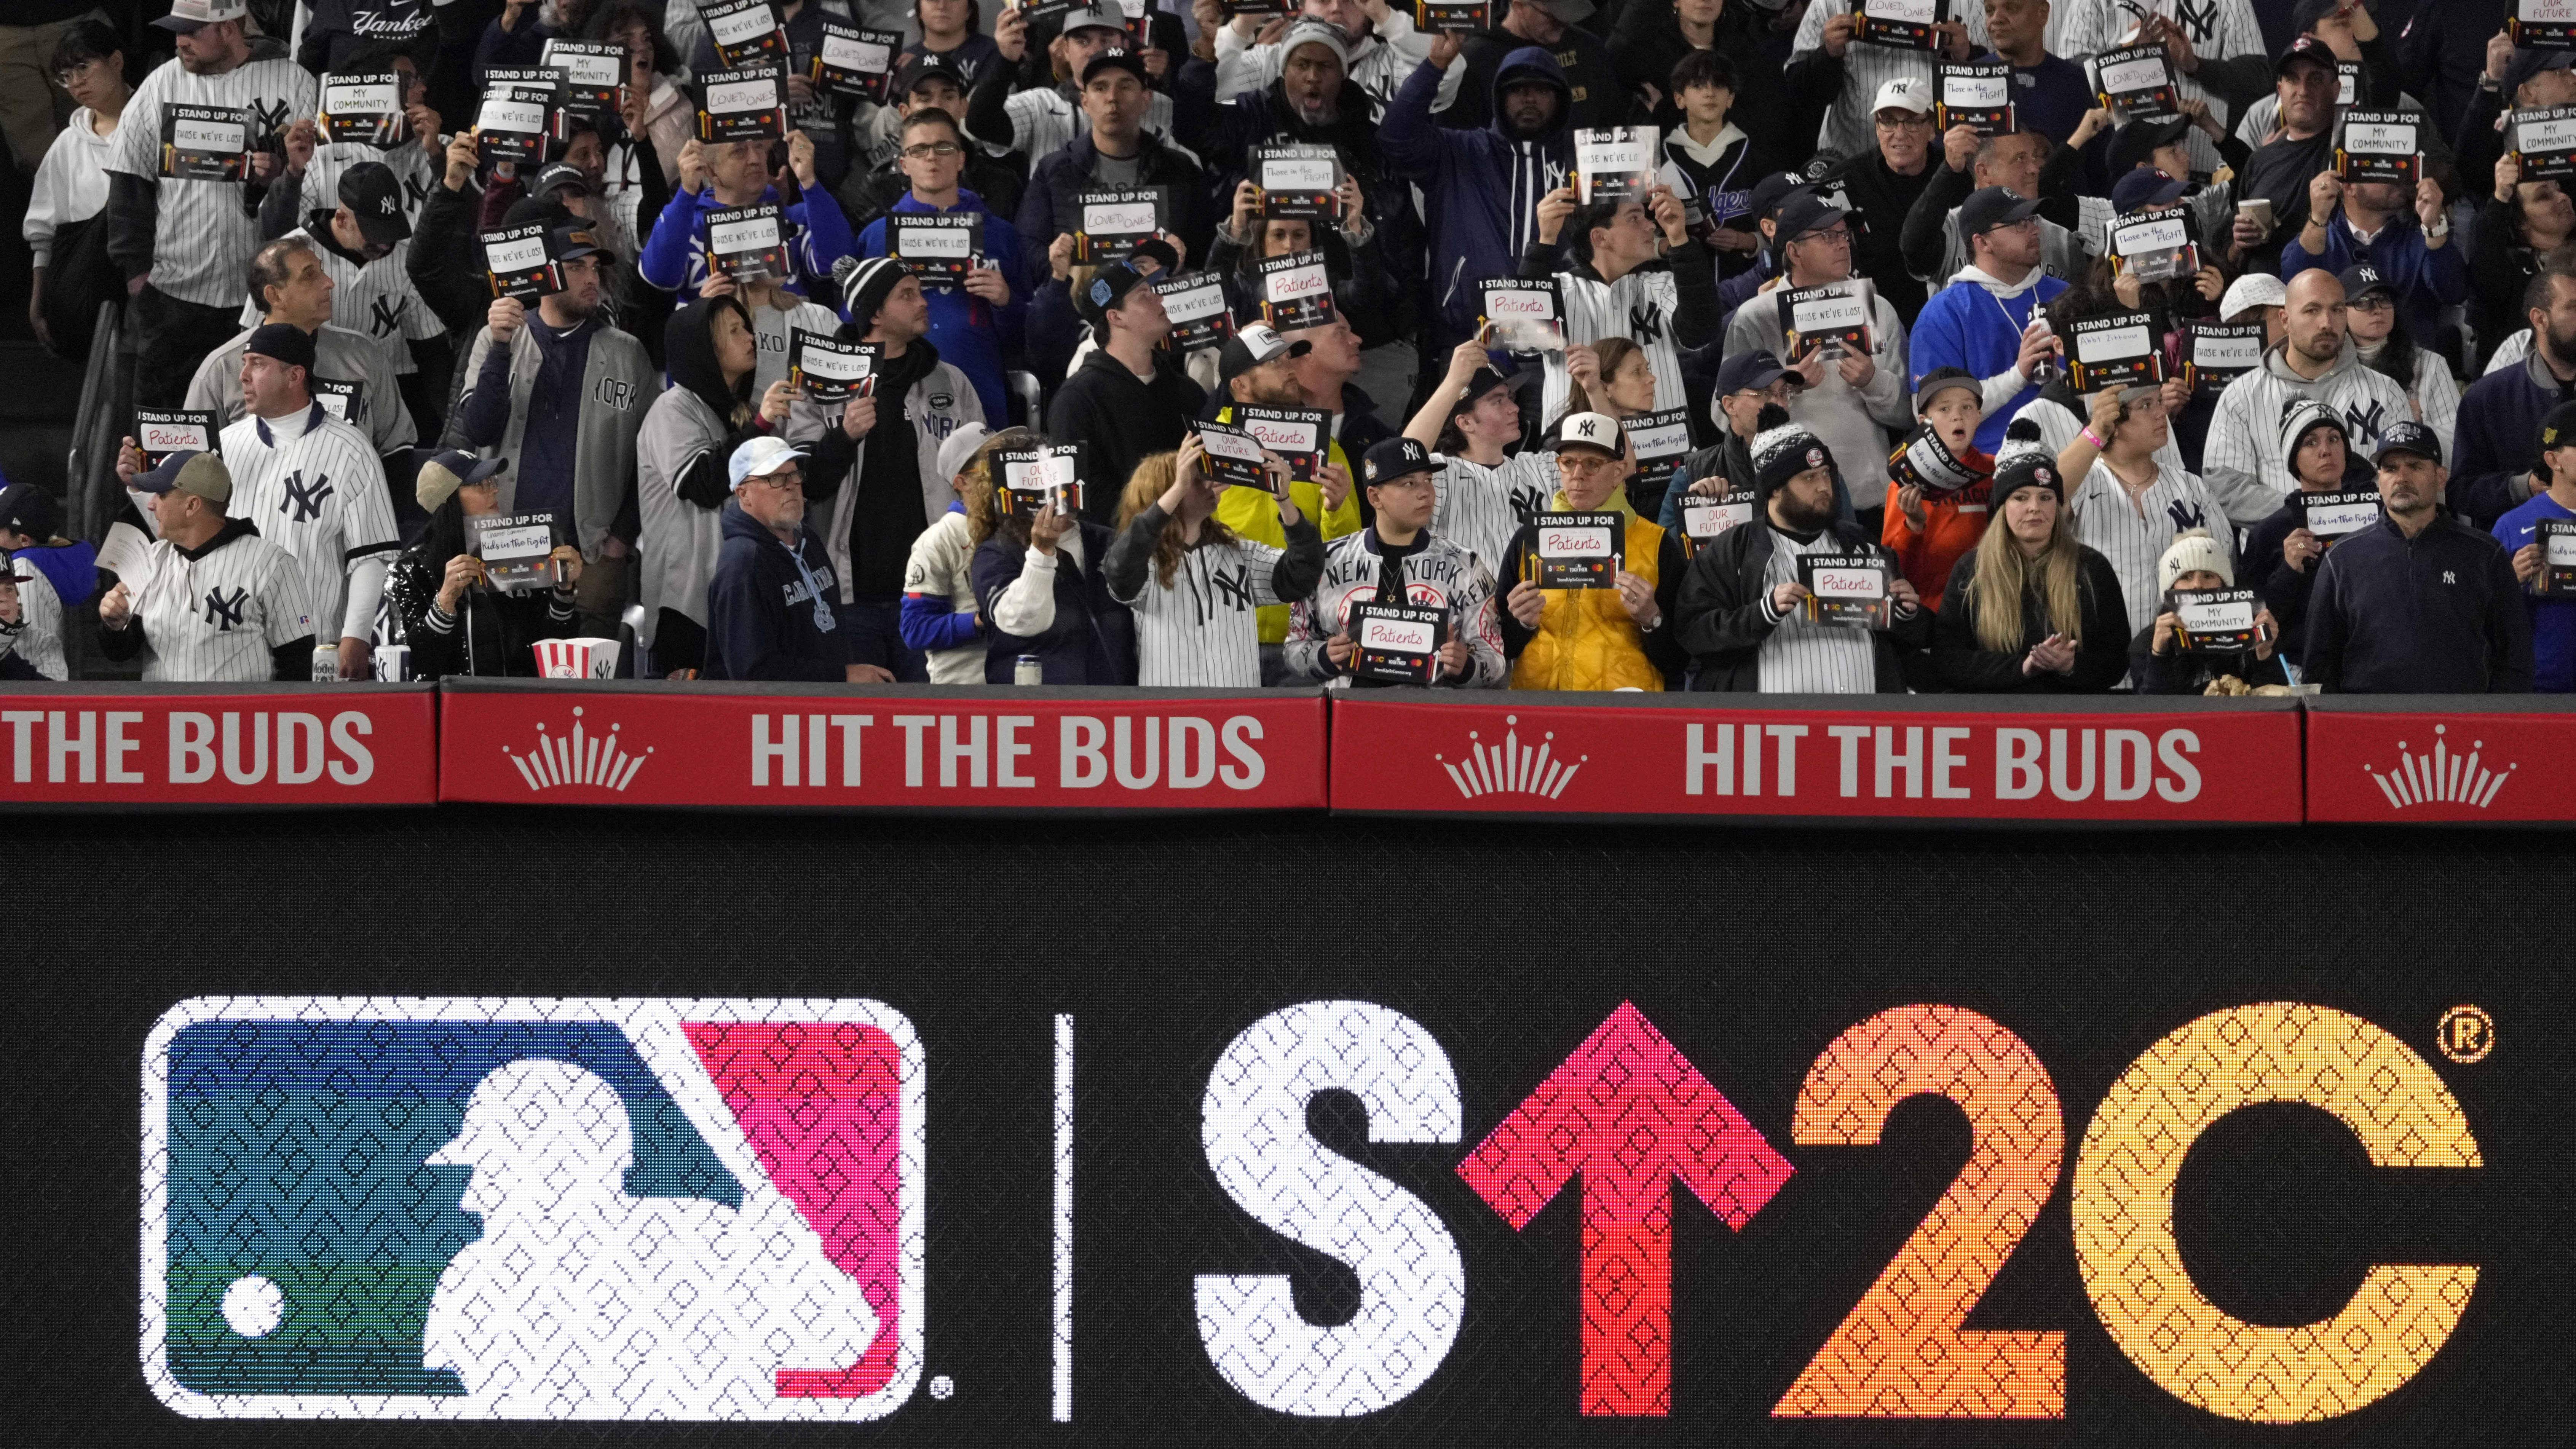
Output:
top-left (704, 500), bottom-right (852, 682)
top-left (1382, 45), bottom-right (1575, 339)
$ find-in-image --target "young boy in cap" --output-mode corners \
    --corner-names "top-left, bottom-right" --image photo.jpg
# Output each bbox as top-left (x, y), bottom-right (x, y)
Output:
top-left (98, 451), bottom-right (318, 683)
top-left (1285, 435), bottom-right (1505, 689)
top-left (1882, 366), bottom-right (1994, 613)
top-left (0, 481), bottom-right (98, 623)
top-left (1494, 412), bottom-right (1691, 691)
top-left (1404, 339), bottom-right (1563, 571)
top-left (2131, 528), bottom-right (2289, 694)
top-left (704, 436), bottom-right (862, 682)
top-left (2496, 399), bottom-right (2576, 692)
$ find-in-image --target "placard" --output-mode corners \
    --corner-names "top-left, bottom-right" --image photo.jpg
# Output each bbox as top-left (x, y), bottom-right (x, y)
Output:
top-left (1220, 0), bottom-right (1294, 17)
top-left (1153, 271), bottom-right (1234, 352)
top-left (1254, 144), bottom-right (1341, 222)
top-left (2110, 209), bottom-right (2198, 283)
top-left (2092, 44), bottom-right (2180, 121)
top-left (134, 409), bottom-right (220, 467)
top-left (1074, 185), bottom-right (1167, 263)
top-left (1415, 0), bottom-right (1495, 32)
top-left (705, 202), bottom-right (790, 280)
top-left (2336, 60), bottom-right (2360, 108)
top-left (2065, 311), bottom-right (2163, 393)
top-left (1348, 601), bottom-right (1449, 684)
top-left (2536, 517), bottom-right (2576, 594)
top-left (1194, 419), bottom-right (1271, 489)
top-left (482, 223), bottom-right (561, 300)
top-left (1480, 277), bottom-right (1563, 353)
top-left (2168, 586), bottom-right (2259, 653)
top-left (1021, 0), bottom-right (1092, 22)
top-left (2182, 320), bottom-right (2266, 395)
top-left (1117, 0), bottom-right (1152, 43)
top-left (2298, 490), bottom-right (2381, 547)
top-left (1934, 62), bottom-right (2014, 135)
top-left (1781, 280), bottom-right (1874, 358)
top-left (698, 65), bottom-right (790, 143)
top-left (704, 0), bottom-right (788, 69)
top-left (1574, 126), bottom-right (1658, 204)
top-left (1237, 405), bottom-right (1329, 482)
top-left (2335, 110), bottom-right (2419, 184)
top-left (1525, 512), bottom-right (1625, 589)
top-left (471, 511), bottom-right (562, 593)
top-left (159, 104), bottom-right (247, 182)
top-left (308, 377), bottom-right (362, 425)
top-left (996, 444), bottom-right (1085, 519)
top-left (2512, 104), bottom-right (2576, 181)
top-left (319, 71), bottom-right (402, 145)
top-left (1887, 425), bottom-right (1985, 496)
top-left (2511, 0), bottom-right (2576, 50)
top-left (891, 212), bottom-right (982, 283)
top-left (815, 22), bottom-right (901, 102)
top-left (1799, 552), bottom-right (1891, 628)
top-left (1855, 0), bottom-right (1943, 52)
top-left (1255, 249), bottom-right (1334, 331)
top-left (1677, 478), bottom-right (1757, 553)
top-left (543, 39), bottom-right (628, 117)
top-left (1628, 408), bottom-right (1693, 501)
top-left (788, 329), bottom-right (878, 403)
top-left (475, 70), bottom-right (560, 166)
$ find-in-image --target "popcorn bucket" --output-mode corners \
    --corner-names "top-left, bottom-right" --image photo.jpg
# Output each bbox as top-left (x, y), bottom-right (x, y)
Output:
top-left (535, 637), bottom-right (622, 679)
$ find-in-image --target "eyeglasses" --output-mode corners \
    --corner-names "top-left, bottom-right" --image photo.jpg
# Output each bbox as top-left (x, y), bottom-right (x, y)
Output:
top-left (902, 140), bottom-right (964, 159)
top-left (741, 472), bottom-right (802, 490)
top-left (1557, 454), bottom-right (1622, 474)
top-left (1793, 226), bottom-right (1852, 246)
top-left (1874, 112), bottom-right (1934, 130)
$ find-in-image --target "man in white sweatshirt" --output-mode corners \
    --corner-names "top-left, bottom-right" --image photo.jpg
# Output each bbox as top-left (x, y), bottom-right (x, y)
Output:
top-left (2202, 267), bottom-right (2416, 526)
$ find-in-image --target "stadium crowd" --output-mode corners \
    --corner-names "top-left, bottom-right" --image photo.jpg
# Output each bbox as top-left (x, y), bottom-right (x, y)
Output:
top-left (0, 0), bottom-right (2568, 695)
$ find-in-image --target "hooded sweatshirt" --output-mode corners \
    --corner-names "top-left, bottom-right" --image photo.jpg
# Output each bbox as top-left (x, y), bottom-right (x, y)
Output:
top-left (1382, 46), bottom-right (1576, 339)
top-left (636, 180), bottom-right (857, 299)
top-left (855, 190), bottom-right (1028, 424)
top-left (704, 499), bottom-right (851, 682)
top-left (634, 301), bottom-right (759, 645)
top-left (1906, 262), bottom-right (2070, 456)
top-left (2203, 342), bottom-right (2419, 526)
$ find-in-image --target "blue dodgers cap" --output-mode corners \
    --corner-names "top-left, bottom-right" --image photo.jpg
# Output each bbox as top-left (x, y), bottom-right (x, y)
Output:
top-left (2370, 421), bottom-right (2442, 468)
top-left (728, 436), bottom-right (809, 490)
top-left (1360, 436), bottom-right (1436, 486)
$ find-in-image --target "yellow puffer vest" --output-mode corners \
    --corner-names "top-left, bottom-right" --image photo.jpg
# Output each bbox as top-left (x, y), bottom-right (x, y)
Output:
top-left (1510, 513), bottom-right (1668, 692)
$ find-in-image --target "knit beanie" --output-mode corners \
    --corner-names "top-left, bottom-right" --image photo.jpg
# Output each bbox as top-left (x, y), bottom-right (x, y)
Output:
top-left (1989, 418), bottom-right (2062, 507)
top-left (834, 255), bottom-right (908, 329)
top-left (2158, 528), bottom-right (2234, 591)
top-left (2278, 398), bottom-right (2347, 478)
top-left (1749, 406), bottom-right (1829, 501)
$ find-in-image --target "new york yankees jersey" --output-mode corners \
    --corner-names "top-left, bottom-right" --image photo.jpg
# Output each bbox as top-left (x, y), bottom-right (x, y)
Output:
top-left (1533, 266), bottom-right (1691, 430)
top-left (239, 225), bottom-right (439, 375)
top-left (300, 139), bottom-right (439, 228)
top-left (219, 403), bottom-right (399, 643)
top-left (188, 321), bottom-right (414, 457)
top-left (2201, 355), bottom-right (2415, 526)
top-left (108, 54), bottom-right (318, 308)
top-left (4, 567), bottom-right (67, 680)
top-left (1757, 529), bottom-right (1879, 694)
top-left (1432, 451), bottom-right (1558, 574)
top-left (122, 524), bottom-right (314, 682)
top-left (1112, 535), bottom-right (1296, 688)
top-left (750, 296), bottom-right (845, 398)
top-left (1792, 0), bottom-right (1992, 163)
top-left (1284, 532), bottom-right (1507, 688)
top-left (2055, 0), bottom-right (2264, 174)
top-left (2070, 458), bottom-right (2237, 635)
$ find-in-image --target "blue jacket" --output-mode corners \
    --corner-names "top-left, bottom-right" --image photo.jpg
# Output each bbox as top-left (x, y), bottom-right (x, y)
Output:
top-left (1380, 45), bottom-right (1574, 339)
top-left (2493, 492), bottom-right (2576, 693)
top-left (857, 190), bottom-right (1028, 425)
top-left (637, 182), bottom-right (858, 299)
top-left (2452, 351), bottom-right (2576, 527)
top-left (2279, 209), bottom-right (2469, 348)
top-left (703, 500), bottom-right (851, 682)
top-left (969, 521), bottom-right (1136, 684)
top-left (2303, 513), bottom-right (2533, 693)
top-left (1909, 273), bottom-right (2070, 455)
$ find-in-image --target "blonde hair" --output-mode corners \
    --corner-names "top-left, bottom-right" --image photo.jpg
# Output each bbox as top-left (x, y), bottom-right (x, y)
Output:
top-left (1966, 485), bottom-right (2087, 653)
top-left (963, 426), bottom-right (1045, 548)
top-left (1116, 450), bottom-right (1241, 590)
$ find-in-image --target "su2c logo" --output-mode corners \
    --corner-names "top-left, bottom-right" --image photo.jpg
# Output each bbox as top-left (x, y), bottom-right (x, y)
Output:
top-left (1199, 1000), bottom-right (2480, 1424)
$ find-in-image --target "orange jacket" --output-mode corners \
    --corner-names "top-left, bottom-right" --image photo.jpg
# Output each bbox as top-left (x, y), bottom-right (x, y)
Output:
top-left (1883, 473), bottom-right (1993, 613)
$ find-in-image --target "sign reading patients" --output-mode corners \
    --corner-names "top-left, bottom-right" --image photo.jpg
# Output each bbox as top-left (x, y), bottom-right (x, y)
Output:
top-left (142, 998), bottom-right (923, 1420)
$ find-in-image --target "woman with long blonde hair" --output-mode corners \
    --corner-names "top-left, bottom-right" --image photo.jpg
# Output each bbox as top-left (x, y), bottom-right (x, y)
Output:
top-left (1101, 438), bottom-right (1323, 686)
top-left (1931, 447), bottom-right (2132, 692)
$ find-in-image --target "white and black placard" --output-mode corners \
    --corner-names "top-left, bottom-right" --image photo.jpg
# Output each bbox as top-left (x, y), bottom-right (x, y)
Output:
top-left (307, 377), bottom-right (362, 425)
top-left (1799, 553), bottom-right (1891, 628)
top-left (697, 65), bottom-right (790, 143)
top-left (481, 223), bottom-right (561, 300)
top-left (1480, 277), bottom-right (1563, 353)
top-left (1153, 271), bottom-right (1234, 352)
top-left (1855, 0), bottom-right (1943, 51)
top-left (1888, 426), bottom-right (1987, 496)
top-left (160, 104), bottom-right (248, 182)
top-left (471, 512), bottom-right (562, 593)
top-left (2537, 517), bottom-right (2576, 594)
top-left (1934, 62), bottom-right (2014, 135)
top-left (2183, 320), bottom-right (2266, 395)
top-left (134, 409), bottom-right (220, 467)
top-left (705, 0), bottom-right (788, 69)
top-left (997, 444), bottom-right (1085, 519)
top-left (319, 71), bottom-right (403, 145)
top-left (1526, 513), bottom-right (1625, 589)
top-left (1075, 185), bottom-right (1167, 263)
top-left (1255, 249), bottom-right (1335, 331)
top-left (1782, 280), bottom-right (1874, 358)
top-left (2169, 586), bottom-right (2260, 653)
top-left (1574, 126), bottom-right (1658, 204)
top-left (1678, 478), bottom-right (1757, 550)
top-left (1628, 408), bottom-right (1693, 500)
top-left (815, 22), bottom-right (900, 102)
top-left (788, 330), bottom-right (878, 403)
top-left (705, 203), bottom-right (791, 280)
top-left (2110, 209), bottom-right (2199, 283)
top-left (891, 212), bottom-right (982, 283)
top-left (2092, 44), bottom-right (2180, 121)
top-left (543, 39), bottom-right (627, 117)
top-left (1237, 405), bottom-right (1330, 482)
top-left (2065, 311), bottom-right (2163, 393)
top-left (1254, 144), bottom-right (1341, 223)
top-left (2335, 110), bottom-right (2420, 184)
top-left (2511, 0), bottom-right (2576, 50)
top-left (1194, 419), bottom-right (1271, 489)
top-left (2514, 104), bottom-right (2576, 181)
top-left (2335, 60), bottom-right (2361, 108)
top-left (1349, 601), bottom-right (1450, 684)
top-left (476, 69), bottom-right (562, 166)
top-left (2299, 490), bottom-right (2382, 548)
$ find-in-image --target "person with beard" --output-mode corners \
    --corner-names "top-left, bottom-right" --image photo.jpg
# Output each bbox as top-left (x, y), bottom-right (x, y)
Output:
top-left (1205, 322), bottom-right (1365, 666)
top-left (2231, 37), bottom-right (2343, 276)
top-left (1909, 188), bottom-right (2069, 456)
top-left (1931, 440), bottom-right (2130, 692)
top-left (705, 437), bottom-right (870, 681)
top-left (2471, 149), bottom-right (2575, 374)
top-left (2340, 263), bottom-right (2457, 459)
top-left (240, 160), bottom-right (446, 427)
top-left (1447, 0), bottom-right (1629, 134)
top-left (1521, 181), bottom-right (1722, 437)
top-left (453, 219), bottom-right (651, 639)
top-left (635, 295), bottom-right (796, 677)
top-left (1659, 348), bottom-right (1857, 533)
top-left (1284, 436), bottom-right (1507, 687)
top-left (1015, 48), bottom-right (1213, 291)
top-left (797, 257), bottom-right (991, 681)
top-left (389, 450), bottom-right (584, 679)
top-left (2453, 266), bottom-right (2576, 528)
top-left (2280, 169), bottom-right (2464, 352)
top-left (1673, 412), bottom-right (1930, 690)
top-left (1899, 123), bottom-right (2092, 307)
top-left (2304, 422), bottom-right (2533, 692)
top-left (1494, 412), bottom-right (1692, 690)
top-left (853, 109), bottom-right (1028, 424)
top-left (1408, 343), bottom-right (1565, 570)
top-left (1821, 79), bottom-right (1940, 327)
top-left (1382, 32), bottom-right (1575, 367)
top-left (2203, 268), bottom-right (2420, 525)
top-left (2237, 399), bottom-right (2360, 668)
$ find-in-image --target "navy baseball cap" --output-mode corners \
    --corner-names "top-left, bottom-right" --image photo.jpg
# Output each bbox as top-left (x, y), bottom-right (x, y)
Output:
top-left (1716, 349), bottom-right (1788, 395)
top-left (1360, 436), bottom-right (1437, 487)
top-left (532, 161), bottom-right (592, 200)
top-left (894, 53), bottom-right (968, 99)
top-left (0, 482), bottom-right (62, 542)
top-left (1959, 186), bottom-right (2042, 236)
top-left (2506, 47), bottom-right (2576, 98)
top-left (245, 322), bottom-right (317, 371)
top-left (1746, 173), bottom-right (1804, 227)
top-left (1075, 260), bottom-right (1151, 329)
top-left (1080, 49), bottom-right (1150, 87)
top-left (2339, 262), bottom-right (2396, 304)
top-left (1776, 192), bottom-right (1850, 241)
top-left (2371, 421), bottom-right (2442, 468)
top-left (2111, 166), bottom-right (2188, 213)
top-left (1450, 366), bottom-right (1510, 414)
top-left (2109, 115), bottom-right (2192, 177)
top-left (337, 161), bottom-right (411, 247)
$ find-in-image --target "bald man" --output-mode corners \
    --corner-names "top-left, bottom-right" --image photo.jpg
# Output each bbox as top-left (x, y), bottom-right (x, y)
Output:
top-left (2201, 268), bottom-right (2415, 526)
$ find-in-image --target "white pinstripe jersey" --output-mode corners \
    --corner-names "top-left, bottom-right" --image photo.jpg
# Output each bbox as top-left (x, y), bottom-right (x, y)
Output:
top-left (219, 403), bottom-right (399, 642)
top-left (1283, 532), bottom-right (1507, 688)
top-left (2054, 0), bottom-right (2265, 174)
top-left (4, 567), bottom-right (66, 680)
top-left (996, 88), bottom-right (1189, 169)
top-left (300, 139), bottom-right (441, 228)
top-left (2201, 355), bottom-right (2415, 525)
top-left (1793, 0), bottom-right (1992, 162)
top-left (1432, 452), bottom-right (1558, 575)
top-left (1533, 265), bottom-right (1690, 430)
top-left (1758, 529), bottom-right (1879, 693)
top-left (239, 225), bottom-right (441, 375)
top-left (107, 54), bottom-right (318, 308)
top-left (2070, 457), bottom-right (2236, 634)
top-left (1112, 534), bottom-right (1293, 688)
top-left (124, 526), bottom-right (314, 682)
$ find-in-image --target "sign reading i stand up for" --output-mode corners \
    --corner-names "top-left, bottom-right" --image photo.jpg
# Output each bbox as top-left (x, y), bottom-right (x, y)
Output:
top-left (2183, 321), bottom-right (2265, 395)
top-left (482, 224), bottom-right (560, 300)
top-left (319, 71), bottom-right (402, 144)
top-left (1347, 601), bottom-right (1450, 683)
top-left (1154, 272), bottom-right (1234, 351)
top-left (2065, 312), bottom-right (2163, 393)
top-left (2299, 490), bottom-right (2383, 548)
top-left (1527, 514), bottom-right (1624, 588)
top-left (544, 39), bottom-right (628, 116)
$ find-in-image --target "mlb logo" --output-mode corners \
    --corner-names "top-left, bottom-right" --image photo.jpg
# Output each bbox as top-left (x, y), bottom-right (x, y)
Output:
top-left (142, 997), bottom-right (924, 1420)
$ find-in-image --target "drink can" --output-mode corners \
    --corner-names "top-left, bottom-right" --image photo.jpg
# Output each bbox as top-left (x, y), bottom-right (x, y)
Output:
top-left (1014, 653), bottom-right (1043, 686)
top-left (311, 645), bottom-right (341, 682)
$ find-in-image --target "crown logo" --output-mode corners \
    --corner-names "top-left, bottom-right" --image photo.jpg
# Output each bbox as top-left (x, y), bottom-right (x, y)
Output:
top-left (1434, 715), bottom-right (1585, 801)
top-left (502, 707), bottom-right (651, 793)
top-left (2362, 724), bottom-right (2513, 810)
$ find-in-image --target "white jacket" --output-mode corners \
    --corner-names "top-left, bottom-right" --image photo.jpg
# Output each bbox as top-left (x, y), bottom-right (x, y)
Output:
top-left (900, 508), bottom-right (983, 684)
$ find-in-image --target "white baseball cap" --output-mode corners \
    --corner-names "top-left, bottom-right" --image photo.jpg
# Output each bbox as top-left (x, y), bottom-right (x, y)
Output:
top-left (2219, 273), bottom-right (2289, 322)
top-left (1553, 411), bottom-right (1626, 456)
top-left (728, 436), bottom-right (809, 490)
top-left (1872, 78), bottom-right (1931, 116)
top-left (154, 0), bottom-right (249, 32)
top-left (937, 422), bottom-right (993, 482)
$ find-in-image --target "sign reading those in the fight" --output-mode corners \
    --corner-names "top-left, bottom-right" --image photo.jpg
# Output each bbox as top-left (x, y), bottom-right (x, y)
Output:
top-left (1855, 0), bottom-right (1944, 51)
top-left (2182, 320), bottom-right (2266, 395)
top-left (1255, 249), bottom-right (1334, 331)
top-left (1238, 405), bottom-right (1329, 482)
top-left (135, 409), bottom-right (221, 468)
top-left (1628, 409), bottom-right (1694, 502)
top-left (1782, 280), bottom-right (1873, 358)
top-left (2092, 43), bottom-right (2181, 120)
top-left (1677, 478), bottom-right (1756, 555)
top-left (1074, 185), bottom-right (1166, 263)
top-left (1934, 62), bottom-right (2014, 134)
top-left (997, 444), bottom-right (1085, 519)
top-left (1194, 420), bottom-right (1271, 489)
top-left (2299, 489), bottom-right (2383, 548)
top-left (2335, 110), bottom-right (2420, 184)
top-left (705, 203), bottom-right (790, 280)
top-left (2533, 517), bottom-right (2576, 593)
top-left (471, 513), bottom-right (563, 593)
top-left (890, 212), bottom-right (980, 283)
top-left (1253, 143), bottom-right (1341, 222)
top-left (2512, 104), bottom-right (2576, 180)
top-left (788, 331), bottom-right (878, 403)
top-left (1888, 427), bottom-right (1985, 496)
top-left (319, 71), bottom-right (403, 145)
top-left (160, 104), bottom-right (248, 181)
top-left (2168, 586), bottom-right (2260, 653)
top-left (482, 223), bottom-right (561, 299)
top-left (704, 0), bottom-right (788, 68)
top-left (1348, 601), bottom-right (1450, 684)
top-left (1574, 126), bottom-right (1658, 204)
top-left (476, 69), bottom-right (562, 166)
top-left (2111, 208), bottom-right (2199, 282)
top-left (2065, 312), bottom-right (2163, 393)
top-left (1526, 513), bottom-right (1625, 589)
top-left (1415, 0), bottom-right (1496, 31)
top-left (814, 22), bottom-right (901, 102)
top-left (307, 377), bottom-right (362, 425)
top-left (1154, 272), bottom-right (1234, 351)
top-left (697, 65), bottom-right (789, 143)
top-left (543, 38), bottom-right (628, 117)
top-left (1800, 553), bottom-right (1892, 628)
top-left (2511, 0), bottom-right (2576, 50)
top-left (1480, 277), bottom-right (1564, 353)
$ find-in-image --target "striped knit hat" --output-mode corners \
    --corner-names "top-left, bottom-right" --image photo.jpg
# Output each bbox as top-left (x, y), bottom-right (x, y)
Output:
top-left (833, 256), bottom-right (908, 328)
top-left (1749, 410), bottom-right (1832, 501)
top-left (2278, 397), bottom-right (2347, 477)
top-left (1990, 417), bottom-right (2061, 505)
